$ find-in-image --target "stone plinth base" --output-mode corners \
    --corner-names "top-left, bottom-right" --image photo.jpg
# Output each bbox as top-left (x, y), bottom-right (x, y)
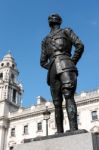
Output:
top-left (14, 132), bottom-right (99, 150)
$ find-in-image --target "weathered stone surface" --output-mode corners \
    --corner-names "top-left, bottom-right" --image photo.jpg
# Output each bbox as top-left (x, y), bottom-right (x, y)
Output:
top-left (14, 132), bottom-right (99, 150)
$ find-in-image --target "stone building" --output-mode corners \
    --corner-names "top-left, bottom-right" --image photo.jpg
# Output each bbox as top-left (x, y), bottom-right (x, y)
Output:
top-left (0, 53), bottom-right (99, 150)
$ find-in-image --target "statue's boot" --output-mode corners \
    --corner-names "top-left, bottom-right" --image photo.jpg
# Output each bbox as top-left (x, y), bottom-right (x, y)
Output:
top-left (69, 117), bottom-right (78, 131)
top-left (55, 107), bottom-right (64, 133)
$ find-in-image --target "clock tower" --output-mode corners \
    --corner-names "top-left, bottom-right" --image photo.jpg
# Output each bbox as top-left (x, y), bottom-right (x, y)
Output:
top-left (0, 52), bottom-right (23, 150)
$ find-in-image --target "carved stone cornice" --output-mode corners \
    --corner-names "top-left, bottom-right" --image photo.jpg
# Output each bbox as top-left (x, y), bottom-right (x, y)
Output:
top-left (76, 97), bottom-right (99, 107)
top-left (0, 116), bottom-right (9, 121)
top-left (9, 96), bottom-right (99, 122)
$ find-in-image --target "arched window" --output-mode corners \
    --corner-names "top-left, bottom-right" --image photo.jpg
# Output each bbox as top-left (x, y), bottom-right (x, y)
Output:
top-left (9, 146), bottom-right (13, 150)
top-left (12, 64), bottom-right (15, 69)
top-left (0, 73), bottom-right (3, 79)
top-left (7, 62), bottom-right (10, 66)
top-left (1, 63), bottom-right (4, 67)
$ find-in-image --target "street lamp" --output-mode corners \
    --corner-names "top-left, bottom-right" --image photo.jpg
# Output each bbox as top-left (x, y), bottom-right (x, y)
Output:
top-left (43, 106), bottom-right (51, 136)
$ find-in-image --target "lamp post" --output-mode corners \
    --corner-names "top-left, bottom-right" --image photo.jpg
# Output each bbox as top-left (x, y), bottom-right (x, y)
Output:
top-left (43, 106), bottom-right (51, 136)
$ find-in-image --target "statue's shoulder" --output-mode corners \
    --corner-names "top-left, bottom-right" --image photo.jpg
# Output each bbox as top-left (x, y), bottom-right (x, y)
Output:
top-left (42, 33), bottom-right (50, 43)
top-left (64, 27), bottom-right (78, 40)
top-left (41, 34), bottom-right (50, 48)
top-left (42, 36), bottom-right (46, 42)
top-left (42, 36), bottom-right (47, 45)
top-left (64, 27), bottom-right (73, 35)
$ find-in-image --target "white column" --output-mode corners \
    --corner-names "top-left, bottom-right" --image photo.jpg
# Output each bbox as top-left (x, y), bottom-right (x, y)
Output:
top-left (0, 87), bottom-right (2, 100)
top-left (0, 125), bottom-right (6, 150)
top-left (10, 88), bottom-right (13, 102)
top-left (17, 93), bottom-right (22, 106)
top-left (2, 86), bottom-right (5, 100)
top-left (8, 88), bottom-right (11, 102)
top-left (16, 92), bottom-right (18, 105)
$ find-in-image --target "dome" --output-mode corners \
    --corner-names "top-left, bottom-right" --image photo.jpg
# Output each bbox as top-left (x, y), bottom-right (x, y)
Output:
top-left (3, 52), bottom-right (15, 62)
top-left (0, 51), bottom-right (17, 69)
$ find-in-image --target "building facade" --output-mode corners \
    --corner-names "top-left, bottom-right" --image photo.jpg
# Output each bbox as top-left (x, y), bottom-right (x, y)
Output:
top-left (0, 53), bottom-right (99, 150)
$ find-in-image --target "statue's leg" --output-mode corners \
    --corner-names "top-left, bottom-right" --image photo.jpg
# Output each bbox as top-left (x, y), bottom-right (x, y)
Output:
top-left (50, 63), bottom-right (64, 133)
top-left (50, 81), bottom-right (64, 133)
top-left (65, 94), bottom-right (78, 131)
top-left (60, 71), bottom-right (78, 131)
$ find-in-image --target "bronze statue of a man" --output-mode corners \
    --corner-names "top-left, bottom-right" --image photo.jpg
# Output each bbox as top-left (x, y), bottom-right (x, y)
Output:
top-left (40, 13), bottom-right (84, 133)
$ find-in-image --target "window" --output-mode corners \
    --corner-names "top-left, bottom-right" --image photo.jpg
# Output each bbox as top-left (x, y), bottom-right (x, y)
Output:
top-left (11, 74), bottom-right (14, 81)
top-left (12, 64), bottom-right (15, 69)
top-left (0, 73), bottom-right (3, 79)
top-left (24, 125), bottom-right (28, 135)
top-left (9, 147), bottom-right (13, 150)
top-left (1, 63), bottom-right (4, 67)
top-left (91, 111), bottom-right (98, 121)
top-left (37, 122), bottom-right (42, 131)
top-left (11, 128), bottom-right (15, 137)
top-left (13, 89), bottom-right (16, 103)
top-left (7, 62), bottom-right (10, 66)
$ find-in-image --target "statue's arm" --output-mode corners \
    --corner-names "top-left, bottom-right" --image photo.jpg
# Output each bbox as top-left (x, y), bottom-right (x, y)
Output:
top-left (40, 40), bottom-right (49, 69)
top-left (65, 28), bottom-right (84, 65)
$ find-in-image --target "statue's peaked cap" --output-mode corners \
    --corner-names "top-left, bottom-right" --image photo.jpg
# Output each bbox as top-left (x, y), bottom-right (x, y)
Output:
top-left (48, 13), bottom-right (62, 25)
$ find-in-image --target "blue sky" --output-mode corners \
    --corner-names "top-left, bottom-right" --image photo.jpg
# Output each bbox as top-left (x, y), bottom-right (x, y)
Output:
top-left (0, 0), bottom-right (99, 107)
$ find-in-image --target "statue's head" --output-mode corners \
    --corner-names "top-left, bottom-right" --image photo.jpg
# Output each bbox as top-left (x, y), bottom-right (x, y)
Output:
top-left (48, 13), bottom-right (62, 27)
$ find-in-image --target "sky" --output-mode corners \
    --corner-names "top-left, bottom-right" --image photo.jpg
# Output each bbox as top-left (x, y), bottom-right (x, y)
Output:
top-left (0, 0), bottom-right (99, 107)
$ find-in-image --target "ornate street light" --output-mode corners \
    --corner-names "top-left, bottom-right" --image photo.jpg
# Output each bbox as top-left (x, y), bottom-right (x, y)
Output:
top-left (43, 105), bottom-right (51, 136)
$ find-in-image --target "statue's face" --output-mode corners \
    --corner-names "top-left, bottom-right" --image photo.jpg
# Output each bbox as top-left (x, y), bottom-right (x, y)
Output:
top-left (48, 14), bottom-right (62, 27)
top-left (49, 21), bottom-right (60, 28)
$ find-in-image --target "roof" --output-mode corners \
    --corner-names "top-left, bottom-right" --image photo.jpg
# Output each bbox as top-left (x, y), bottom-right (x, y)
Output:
top-left (3, 52), bottom-right (15, 62)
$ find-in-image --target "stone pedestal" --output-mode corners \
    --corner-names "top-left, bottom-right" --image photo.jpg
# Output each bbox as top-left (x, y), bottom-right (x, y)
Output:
top-left (14, 132), bottom-right (99, 150)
